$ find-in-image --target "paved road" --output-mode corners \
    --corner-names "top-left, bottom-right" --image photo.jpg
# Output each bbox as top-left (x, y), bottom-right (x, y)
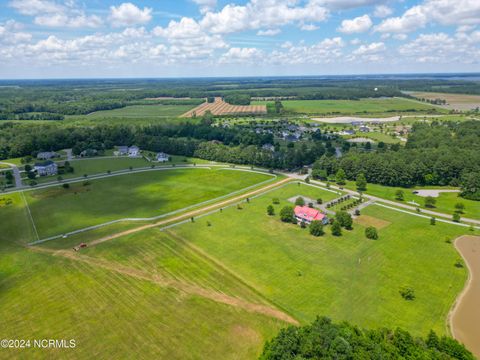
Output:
top-left (0, 162), bottom-right (22, 188)
top-left (309, 179), bottom-right (480, 226)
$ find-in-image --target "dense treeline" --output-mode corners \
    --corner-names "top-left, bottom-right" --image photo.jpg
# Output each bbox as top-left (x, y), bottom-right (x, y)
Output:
top-left (224, 94), bottom-right (251, 105)
top-left (313, 121), bottom-right (480, 199)
top-left (260, 316), bottom-right (474, 360)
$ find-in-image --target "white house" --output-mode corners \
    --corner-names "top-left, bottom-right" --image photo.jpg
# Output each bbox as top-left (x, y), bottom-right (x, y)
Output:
top-left (34, 161), bottom-right (58, 176)
top-left (156, 152), bottom-right (169, 162)
top-left (37, 151), bottom-right (58, 160)
top-left (128, 146), bottom-right (140, 157)
top-left (116, 146), bottom-right (128, 156)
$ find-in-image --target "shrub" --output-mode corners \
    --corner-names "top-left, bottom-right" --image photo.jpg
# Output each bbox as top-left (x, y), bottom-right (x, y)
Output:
top-left (399, 286), bottom-right (415, 300)
top-left (455, 260), bottom-right (464, 268)
top-left (272, 198), bottom-right (280, 204)
top-left (430, 217), bottom-right (436, 225)
top-left (455, 202), bottom-right (465, 213)
top-left (331, 221), bottom-right (342, 236)
top-left (365, 226), bottom-right (378, 240)
top-left (295, 197), bottom-right (305, 206)
top-left (309, 220), bottom-right (324, 236)
top-left (267, 205), bottom-right (275, 216)
top-left (452, 213), bottom-right (461, 222)
top-left (424, 196), bottom-right (436, 208)
top-left (280, 206), bottom-right (295, 223)
top-left (317, 198), bottom-right (323, 204)
top-left (62, 183), bottom-right (70, 189)
top-left (335, 211), bottom-right (353, 230)
top-left (395, 189), bottom-right (404, 201)
top-left (354, 209), bottom-right (360, 216)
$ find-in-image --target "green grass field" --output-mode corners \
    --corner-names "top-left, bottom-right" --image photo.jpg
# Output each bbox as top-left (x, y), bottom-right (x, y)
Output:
top-left (0, 178), bottom-right (286, 359)
top-left (171, 183), bottom-right (470, 335)
top-left (25, 168), bottom-right (275, 239)
top-left (84, 104), bottom-right (196, 119)
top-left (32, 155), bottom-right (213, 184)
top-left (253, 98), bottom-right (442, 115)
top-left (344, 181), bottom-right (480, 220)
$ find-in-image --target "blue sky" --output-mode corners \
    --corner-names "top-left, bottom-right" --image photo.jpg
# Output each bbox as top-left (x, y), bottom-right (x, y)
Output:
top-left (0, 0), bottom-right (479, 78)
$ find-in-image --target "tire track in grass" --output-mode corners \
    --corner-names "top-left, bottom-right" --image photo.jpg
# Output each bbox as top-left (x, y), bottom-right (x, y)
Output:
top-left (28, 245), bottom-right (299, 325)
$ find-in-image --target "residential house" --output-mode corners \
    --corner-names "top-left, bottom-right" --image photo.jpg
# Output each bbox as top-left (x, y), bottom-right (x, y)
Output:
top-left (34, 161), bottom-right (58, 176)
top-left (80, 149), bottom-right (98, 157)
top-left (116, 146), bottom-right (129, 156)
top-left (128, 146), bottom-right (140, 157)
top-left (156, 152), bottom-right (169, 162)
top-left (37, 151), bottom-right (58, 160)
top-left (359, 126), bottom-right (370, 133)
top-left (294, 206), bottom-right (329, 225)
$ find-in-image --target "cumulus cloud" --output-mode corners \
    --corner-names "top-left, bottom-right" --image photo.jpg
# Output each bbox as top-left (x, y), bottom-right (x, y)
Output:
top-left (192, 0), bottom-right (217, 14)
top-left (199, 0), bottom-right (329, 34)
top-left (9, 0), bottom-right (102, 28)
top-left (270, 37), bottom-right (345, 64)
top-left (373, 5), bottom-right (393, 18)
top-left (318, 0), bottom-right (386, 10)
top-left (0, 20), bottom-right (32, 44)
top-left (300, 23), bottom-right (319, 31)
top-left (353, 41), bottom-right (385, 55)
top-left (376, 0), bottom-right (480, 34)
top-left (219, 47), bottom-right (264, 63)
top-left (338, 14), bottom-right (372, 34)
top-left (109, 3), bottom-right (152, 27)
top-left (257, 29), bottom-right (281, 36)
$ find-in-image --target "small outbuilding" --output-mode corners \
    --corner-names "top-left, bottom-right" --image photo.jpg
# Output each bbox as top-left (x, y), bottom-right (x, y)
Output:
top-left (156, 152), bottom-right (169, 162)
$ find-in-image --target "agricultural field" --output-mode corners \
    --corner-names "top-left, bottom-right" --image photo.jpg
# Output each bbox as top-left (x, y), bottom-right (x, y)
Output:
top-left (408, 91), bottom-right (480, 111)
top-left (30, 155), bottom-right (213, 184)
top-left (181, 97), bottom-right (267, 117)
top-left (24, 168), bottom-right (275, 240)
top-left (170, 182), bottom-right (471, 335)
top-left (84, 104), bottom-right (198, 119)
top-left (344, 181), bottom-right (480, 220)
top-left (253, 98), bottom-right (442, 115)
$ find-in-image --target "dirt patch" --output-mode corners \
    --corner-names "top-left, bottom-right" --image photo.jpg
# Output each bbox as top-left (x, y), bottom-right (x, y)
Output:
top-left (409, 92), bottom-right (480, 111)
top-left (354, 215), bottom-right (391, 229)
top-left (449, 235), bottom-right (480, 358)
top-left (413, 189), bottom-right (459, 198)
top-left (30, 184), bottom-right (91, 200)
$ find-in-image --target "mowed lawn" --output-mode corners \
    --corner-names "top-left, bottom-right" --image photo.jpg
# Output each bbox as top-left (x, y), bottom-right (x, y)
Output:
top-left (171, 182), bottom-right (470, 336)
top-left (344, 181), bottom-right (480, 220)
top-left (253, 98), bottom-right (439, 114)
top-left (24, 168), bottom-right (275, 239)
top-left (86, 104), bottom-right (196, 119)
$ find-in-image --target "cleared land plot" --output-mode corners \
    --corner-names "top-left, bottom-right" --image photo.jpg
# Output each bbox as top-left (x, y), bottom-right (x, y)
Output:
top-left (85, 104), bottom-right (197, 119)
top-left (344, 181), bottom-right (480, 220)
top-left (181, 97), bottom-right (267, 117)
top-left (253, 98), bottom-right (440, 115)
top-left (24, 168), bottom-right (274, 239)
top-left (171, 182), bottom-right (469, 335)
top-left (409, 92), bottom-right (480, 111)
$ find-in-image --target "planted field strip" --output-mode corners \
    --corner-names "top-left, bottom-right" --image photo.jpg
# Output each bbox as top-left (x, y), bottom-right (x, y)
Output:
top-left (181, 97), bottom-right (267, 117)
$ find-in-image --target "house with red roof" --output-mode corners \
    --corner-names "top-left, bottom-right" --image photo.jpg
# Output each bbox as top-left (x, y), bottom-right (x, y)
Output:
top-left (294, 206), bottom-right (328, 225)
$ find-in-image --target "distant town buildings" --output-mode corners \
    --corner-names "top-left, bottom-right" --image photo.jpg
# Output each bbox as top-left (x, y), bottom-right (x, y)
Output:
top-left (34, 161), bottom-right (58, 176)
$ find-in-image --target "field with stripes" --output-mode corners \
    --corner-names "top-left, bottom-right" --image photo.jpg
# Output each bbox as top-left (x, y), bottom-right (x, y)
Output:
top-left (181, 97), bottom-right (267, 117)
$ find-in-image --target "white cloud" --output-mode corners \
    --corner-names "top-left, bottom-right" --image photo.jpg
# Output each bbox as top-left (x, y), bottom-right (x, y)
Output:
top-left (338, 14), bottom-right (372, 34)
top-left (373, 5), bottom-right (393, 18)
top-left (318, 0), bottom-right (386, 10)
top-left (399, 32), bottom-right (480, 63)
top-left (9, 0), bottom-right (103, 28)
top-left (192, 0), bottom-right (217, 14)
top-left (0, 20), bottom-right (32, 44)
top-left (219, 47), bottom-right (264, 63)
top-left (270, 37), bottom-right (345, 64)
top-left (109, 3), bottom-right (152, 27)
top-left (300, 23), bottom-right (319, 31)
top-left (199, 0), bottom-right (329, 34)
top-left (257, 29), bottom-right (281, 36)
top-left (393, 33), bottom-right (407, 41)
top-left (352, 42), bottom-right (385, 55)
top-left (376, 0), bottom-right (480, 34)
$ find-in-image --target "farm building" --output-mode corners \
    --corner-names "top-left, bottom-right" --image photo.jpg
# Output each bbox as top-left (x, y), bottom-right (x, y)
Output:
top-left (34, 161), bottom-right (58, 176)
top-left (37, 151), bottom-right (58, 160)
top-left (156, 152), bottom-right (169, 162)
top-left (294, 206), bottom-right (328, 225)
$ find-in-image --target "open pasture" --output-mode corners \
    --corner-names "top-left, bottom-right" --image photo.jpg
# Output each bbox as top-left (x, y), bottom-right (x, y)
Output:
top-left (24, 168), bottom-right (275, 239)
top-left (85, 104), bottom-right (197, 119)
top-left (170, 182), bottom-right (469, 335)
top-left (253, 98), bottom-right (441, 115)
